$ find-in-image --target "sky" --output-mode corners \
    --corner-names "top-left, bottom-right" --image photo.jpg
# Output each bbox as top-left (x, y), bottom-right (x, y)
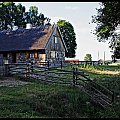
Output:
top-left (15, 2), bottom-right (113, 61)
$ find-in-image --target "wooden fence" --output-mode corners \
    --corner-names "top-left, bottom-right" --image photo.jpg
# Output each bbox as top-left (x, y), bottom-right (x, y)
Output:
top-left (0, 62), bottom-right (115, 109)
top-left (0, 65), bottom-right (5, 76)
top-left (73, 68), bottom-right (115, 108)
top-left (65, 60), bottom-right (103, 65)
top-left (0, 61), bottom-right (71, 77)
top-left (0, 60), bottom-right (103, 76)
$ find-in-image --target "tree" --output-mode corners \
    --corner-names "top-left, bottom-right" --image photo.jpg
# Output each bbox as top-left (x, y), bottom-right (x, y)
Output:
top-left (0, 2), bottom-right (16, 30)
top-left (0, 2), bottom-right (49, 30)
top-left (91, 2), bottom-right (120, 60)
top-left (37, 13), bottom-right (47, 25)
top-left (0, 2), bottom-right (26, 30)
top-left (84, 54), bottom-right (92, 61)
top-left (24, 6), bottom-right (47, 27)
top-left (29, 6), bottom-right (38, 26)
top-left (57, 20), bottom-right (77, 58)
top-left (14, 3), bottom-right (26, 28)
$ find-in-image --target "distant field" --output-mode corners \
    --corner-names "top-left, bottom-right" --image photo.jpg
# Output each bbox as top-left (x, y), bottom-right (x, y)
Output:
top-left (0, 64), bottom-right (120, 118)
top-left (109, 63), bottom-right (120, 66)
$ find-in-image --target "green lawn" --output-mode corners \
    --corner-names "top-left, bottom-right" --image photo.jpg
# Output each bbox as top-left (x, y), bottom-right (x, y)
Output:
top-left (0, 64), bottom-right (120, 118)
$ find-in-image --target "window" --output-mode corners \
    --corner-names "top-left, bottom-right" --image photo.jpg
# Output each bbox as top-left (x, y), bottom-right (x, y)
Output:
top-left (51, 51), bottom-right (55, 58)
top-left (30, 53), bottom-right (34, 59)
top-left (56, 52), bottom-right (59, 58)
top-left (34, 52), bottom-right (38, 59)
top-left (55, 37), bottom-right (58, 43)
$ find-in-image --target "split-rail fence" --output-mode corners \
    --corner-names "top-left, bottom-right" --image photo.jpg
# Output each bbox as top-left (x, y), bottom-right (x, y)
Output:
top-left (0, 62), bottom-right (115, 109)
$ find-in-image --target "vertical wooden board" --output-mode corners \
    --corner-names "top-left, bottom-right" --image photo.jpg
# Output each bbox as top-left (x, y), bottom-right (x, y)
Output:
top-left (0, 54), bottom-right (3, 65)
top-left (56, 28), bottom-right (65, 52)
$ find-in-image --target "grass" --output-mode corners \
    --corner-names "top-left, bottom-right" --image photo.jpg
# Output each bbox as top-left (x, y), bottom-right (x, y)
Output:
top-left (0, 83), bottom-right (93, 118)
top-left (0, 64), bottom-right (120, 118)
top-left (63, 64), bottom-right (120, 95)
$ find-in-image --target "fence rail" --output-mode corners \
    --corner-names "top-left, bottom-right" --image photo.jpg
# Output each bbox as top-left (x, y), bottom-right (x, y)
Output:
top-left (0, 62), bottom-right (115, 109)
top-left (65, 60), bottom-right (103, 65)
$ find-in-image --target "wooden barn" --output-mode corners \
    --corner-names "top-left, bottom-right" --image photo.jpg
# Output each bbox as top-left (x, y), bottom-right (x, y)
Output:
top-left (0, 24), bottom-right (67, 65)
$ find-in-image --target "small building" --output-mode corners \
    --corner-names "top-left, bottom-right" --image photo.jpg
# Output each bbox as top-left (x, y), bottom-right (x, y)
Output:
top-left (65, 58), bottom-right (79, 64)
top-left (0, 24), bottom-right (67, 65)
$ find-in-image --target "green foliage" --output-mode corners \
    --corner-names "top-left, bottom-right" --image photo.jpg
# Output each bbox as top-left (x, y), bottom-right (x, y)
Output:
top-left (26, 6), bottom-right (47, 26)
top-left (84, 54), bottom-right (92, 61)
top-left (92, 2), bottom-right (120, 41)
top-left (0, 2), bottom-right (16, 30)
top-left (0, 2), bottom-right (26, 30)
top-left (57, 20), bottom-right (77, 58)
top-left (114, 45), bottom-right (120, 59)
top-left (15, 3), bottom-right (26, 28)
top-left (0, 2), bottom-right (49, 30)
top-left (92, 2), bottom-right (120, 59)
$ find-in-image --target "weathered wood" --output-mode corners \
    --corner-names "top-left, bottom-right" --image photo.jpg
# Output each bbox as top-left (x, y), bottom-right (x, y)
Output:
top-left (66, 60), bottom-right (102, 66)
top-left (73, 67), bottom-right (76, 86)
top-left (3, 63), bottom-right (114, 109)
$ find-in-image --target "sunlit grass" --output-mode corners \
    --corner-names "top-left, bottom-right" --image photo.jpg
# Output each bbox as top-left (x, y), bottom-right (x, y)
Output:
top-left (66, 64), bottom-right (120, 75)
top-left (79, 67), bottom-right (120, 75)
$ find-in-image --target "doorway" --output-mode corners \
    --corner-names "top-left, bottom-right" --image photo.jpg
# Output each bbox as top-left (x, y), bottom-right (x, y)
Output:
top-left (12, 53), bottom-right (16, 63)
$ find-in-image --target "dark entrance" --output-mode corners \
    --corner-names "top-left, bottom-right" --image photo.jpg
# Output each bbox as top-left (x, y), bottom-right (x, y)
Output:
top-left (3, 53), bottom-right (7, 58)
top-left (12, 53), bottom-right (16, 63)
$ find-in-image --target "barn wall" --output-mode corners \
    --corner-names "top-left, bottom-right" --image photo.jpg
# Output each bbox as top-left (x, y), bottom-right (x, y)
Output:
top-left (16, 51), bottom-right (46, 64)
top-left (45, 27), bottom-right (65, 63)
top-left (0, 50), bottom-right (46, 64)
top-left (0, 54), bottom-right (3, 65)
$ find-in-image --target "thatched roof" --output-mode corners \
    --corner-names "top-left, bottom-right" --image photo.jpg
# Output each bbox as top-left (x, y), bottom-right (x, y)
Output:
top-left (0, 24), bottom-right (54, 52)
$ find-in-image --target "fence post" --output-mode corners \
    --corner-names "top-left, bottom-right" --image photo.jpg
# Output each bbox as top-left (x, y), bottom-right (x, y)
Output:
top-left (73, 67), bottom-right (75, 86)
top-left (31, 61), bottom-right (33, 72)
top-left (78, 61), bottom-right (79, 66)
top-left (75, 68), bottom-right (78, 85)
top-left (48, 61), bottom-right (49, 69)
top-left (5, 64), bottom-right (7, 76)
top-left (26, 63), bottom-right (30, 79)
top-left (61, 60), bottom-right (62, 69)
top-left (5, 64), bottom-right (9, 76)
top-left (112, 91), bottom-right (115, 102)
top-left (26, 64), bottom-right (28, 79)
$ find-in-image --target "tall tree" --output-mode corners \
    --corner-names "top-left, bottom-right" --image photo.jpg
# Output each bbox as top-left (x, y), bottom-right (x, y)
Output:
top-left (0, 2), bottom-right (26, 30)
top-left (24, 6), bottom-right (47, 26)
top-left (0, 2), bottom-right (16, 30)
top-left (14, 3), bottom-right (26, 28)
top-left (57, 20), bottom-right (77, 58)
top-left (91, 2), bottom-right (120, 60)
top-left (0, 2), bottom-right (48, 29)
top-left (0, 2), bottom-right (5, 30)
top-left (36, 13), bottom-right (47, 26)
top-left (29, 6), bottom-right (38, 26)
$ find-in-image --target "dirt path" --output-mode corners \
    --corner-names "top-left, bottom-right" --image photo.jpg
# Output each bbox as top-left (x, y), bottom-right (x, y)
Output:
top-left (0, 77), bottom-right (29, 87)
